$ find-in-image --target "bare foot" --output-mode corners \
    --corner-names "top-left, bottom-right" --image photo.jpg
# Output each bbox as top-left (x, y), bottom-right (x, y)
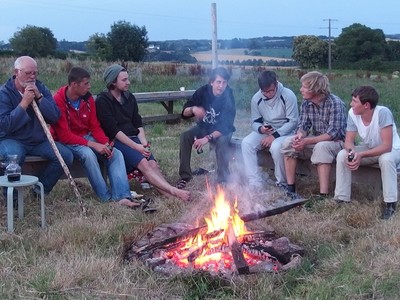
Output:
top-left (173, 188), bottom-right (191, 202)
top-left (118, 198), bottom-right (141, 208)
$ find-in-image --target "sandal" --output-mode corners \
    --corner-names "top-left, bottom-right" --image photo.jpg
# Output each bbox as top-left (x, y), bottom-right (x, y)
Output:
top-left (176, 179), bottom-right (188, 189)
top-left (140, 198), bottom-right (157, 214)
top-left (192, 168), bottom-right (209, 176)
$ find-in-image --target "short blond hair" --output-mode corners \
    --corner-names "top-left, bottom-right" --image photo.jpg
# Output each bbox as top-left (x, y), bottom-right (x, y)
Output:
top-left (300, 71), bottom-right (330, 97)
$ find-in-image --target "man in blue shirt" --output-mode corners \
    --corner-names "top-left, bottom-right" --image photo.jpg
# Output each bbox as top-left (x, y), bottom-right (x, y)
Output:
top-left (0, 56), bottom-right (73, 197)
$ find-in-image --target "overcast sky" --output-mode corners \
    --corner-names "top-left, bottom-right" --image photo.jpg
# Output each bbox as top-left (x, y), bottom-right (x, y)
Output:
top-left (1, 0), bottom-right (399, 43)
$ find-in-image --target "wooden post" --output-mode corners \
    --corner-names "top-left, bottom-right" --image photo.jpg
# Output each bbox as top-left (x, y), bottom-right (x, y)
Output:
top-left (211, 3), bottom-right (218, 69)
top-left (31, 101), bottom-right (85, 213)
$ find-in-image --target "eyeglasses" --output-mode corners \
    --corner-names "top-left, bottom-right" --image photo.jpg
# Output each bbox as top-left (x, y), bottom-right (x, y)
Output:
top-left (261, 86), bottom-right (276, 96)
top-left (18, 69), bottom-right (39, 76)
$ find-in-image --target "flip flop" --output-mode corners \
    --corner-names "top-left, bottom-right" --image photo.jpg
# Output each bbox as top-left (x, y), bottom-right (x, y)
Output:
top-left (176, 179), bottom-right (188, 189)
top-left (141, 198), bottom-right (157, 214)
top-left (192, 168), bottom-right (209, 176)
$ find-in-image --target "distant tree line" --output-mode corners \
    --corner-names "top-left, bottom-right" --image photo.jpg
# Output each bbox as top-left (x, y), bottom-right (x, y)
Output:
top-left (292, 23), bottom-right (400, 72)
top-left (1, 21), bottom-right (400, 71)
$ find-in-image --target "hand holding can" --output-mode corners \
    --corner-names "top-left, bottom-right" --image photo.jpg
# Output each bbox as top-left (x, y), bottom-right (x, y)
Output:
top-left (194, 136), bottom-right (203, 154)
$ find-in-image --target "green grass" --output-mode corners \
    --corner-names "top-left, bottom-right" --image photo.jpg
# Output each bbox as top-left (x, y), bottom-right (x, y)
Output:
top-left (253, 48), bottom-right (293, 59)
top-left (1, 57), bottom-right (400, 299)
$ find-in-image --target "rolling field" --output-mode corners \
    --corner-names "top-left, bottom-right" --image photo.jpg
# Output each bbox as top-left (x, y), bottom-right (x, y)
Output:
top-left (191, 48), bottom-right (293, 63)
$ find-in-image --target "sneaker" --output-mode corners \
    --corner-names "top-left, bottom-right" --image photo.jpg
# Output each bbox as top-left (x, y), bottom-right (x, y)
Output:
top-left (381, 202), bottom-right (396, 220)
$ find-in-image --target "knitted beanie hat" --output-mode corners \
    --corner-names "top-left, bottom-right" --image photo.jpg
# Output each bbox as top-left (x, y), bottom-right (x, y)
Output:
top-left (103, 64), bottom-right (125, 88)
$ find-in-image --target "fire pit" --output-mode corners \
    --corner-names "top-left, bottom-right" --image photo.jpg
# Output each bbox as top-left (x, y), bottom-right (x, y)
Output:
top-left (124, 187), bottom-right (306, 277)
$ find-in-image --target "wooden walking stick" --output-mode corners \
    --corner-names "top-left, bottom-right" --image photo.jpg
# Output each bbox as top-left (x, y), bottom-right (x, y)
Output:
top-left (31, 100), bottom-right (86, 214)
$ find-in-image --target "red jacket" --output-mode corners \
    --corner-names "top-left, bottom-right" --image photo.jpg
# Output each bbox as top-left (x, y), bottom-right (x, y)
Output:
top-left (51, 85), bottom-right (109, 145)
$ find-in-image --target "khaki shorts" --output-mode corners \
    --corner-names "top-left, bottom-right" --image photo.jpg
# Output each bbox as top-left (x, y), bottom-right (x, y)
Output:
top-left (281, 135), bottom-right (343, 164)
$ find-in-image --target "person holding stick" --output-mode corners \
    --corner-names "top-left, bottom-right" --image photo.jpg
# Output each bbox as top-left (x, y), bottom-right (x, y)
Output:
top-left (50, 67), bottom-right (142, 209)
top-left (0, 56), bottom-right (73, 198)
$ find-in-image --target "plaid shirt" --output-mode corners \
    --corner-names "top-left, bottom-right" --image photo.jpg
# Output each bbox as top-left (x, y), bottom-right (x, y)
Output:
top-left (297, 93), bottom-right (346, 141)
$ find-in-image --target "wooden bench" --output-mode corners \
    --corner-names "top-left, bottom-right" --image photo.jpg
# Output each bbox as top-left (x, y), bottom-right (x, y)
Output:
top-left (133, 90), bottom-right (195, 124)
top-left (22, 155), bottom-right (92, 179)
top-left (230, 137), bottom-right (400, 198)
top-left (17, 90), bottom-right (197, 180)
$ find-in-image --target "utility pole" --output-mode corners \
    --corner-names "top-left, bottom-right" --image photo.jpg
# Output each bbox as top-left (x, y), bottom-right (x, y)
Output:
top-left (211, 3), bottom-right (218, 69)
top-left (322, 18), bottom-right (337, 71)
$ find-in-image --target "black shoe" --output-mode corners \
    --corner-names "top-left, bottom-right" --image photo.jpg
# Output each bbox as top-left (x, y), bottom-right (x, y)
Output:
top-left (309, 193), bottom-right (329, 201)
top-left (334, 199), bottom-right (350, 205)
top-left (381, 202), bottom-right (396, 220)
top-left (278, 184), bottom-right (299, 200)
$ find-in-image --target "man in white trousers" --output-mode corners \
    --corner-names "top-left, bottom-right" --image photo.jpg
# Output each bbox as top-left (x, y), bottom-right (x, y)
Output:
top-left (241, 71), bottom-right (298, 188)
top-left (334, 85), bottom-right (400, 220)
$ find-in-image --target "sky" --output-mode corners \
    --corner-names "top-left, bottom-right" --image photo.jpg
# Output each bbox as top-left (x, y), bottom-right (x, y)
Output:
top-left (1, 0), bottom-right (399, 43)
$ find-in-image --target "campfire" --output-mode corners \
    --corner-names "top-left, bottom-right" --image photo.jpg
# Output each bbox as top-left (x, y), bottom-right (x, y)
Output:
top-left (124, 187), bottom-right (305, 277)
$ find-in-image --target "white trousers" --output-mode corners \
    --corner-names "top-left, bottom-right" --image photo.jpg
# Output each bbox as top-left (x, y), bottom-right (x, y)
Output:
top-left (334, 145), bottom-right (400, 203)
top-left (241, 132), bottom-right (288, 187)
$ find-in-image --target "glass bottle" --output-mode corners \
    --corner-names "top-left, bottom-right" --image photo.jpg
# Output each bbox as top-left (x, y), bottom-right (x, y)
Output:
top-left (5, 154), bottom-right (21, 182)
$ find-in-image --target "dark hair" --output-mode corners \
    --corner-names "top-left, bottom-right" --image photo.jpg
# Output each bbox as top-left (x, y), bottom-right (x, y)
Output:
top-left (351, 85), bottom-right (379, 109)
top-left (68, 67), bottom-right (90, 85)
top-left (258, 71), bottom-right (277, 90)
top-left (209, 67), bottom-right (231, 82)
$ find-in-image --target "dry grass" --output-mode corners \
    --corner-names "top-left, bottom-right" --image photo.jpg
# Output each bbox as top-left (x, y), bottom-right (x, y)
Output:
top-left (1, 58), bottom-right (400, 298)
top-left (1, 114), bottom-right (400, 299)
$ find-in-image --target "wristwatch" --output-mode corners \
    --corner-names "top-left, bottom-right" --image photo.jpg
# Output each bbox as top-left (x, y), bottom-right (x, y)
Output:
top-left (34, 93), bottom-right (43, 101)
top-left (207, 134), bottom-right (214, 141)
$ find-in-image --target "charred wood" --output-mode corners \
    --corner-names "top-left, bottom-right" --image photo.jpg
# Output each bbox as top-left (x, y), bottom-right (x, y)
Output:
top-left (227, 220), bottom-right (249, 274)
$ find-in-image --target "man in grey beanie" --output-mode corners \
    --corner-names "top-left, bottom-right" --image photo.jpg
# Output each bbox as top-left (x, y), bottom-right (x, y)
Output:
top-left (96, 65), bottom-right (191, 202)
top-left (103, 64), bottom-right (125, 89)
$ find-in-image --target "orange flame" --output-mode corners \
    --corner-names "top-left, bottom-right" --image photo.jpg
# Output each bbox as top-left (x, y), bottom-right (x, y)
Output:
top-left (167, 186), bottom-right (250, 269)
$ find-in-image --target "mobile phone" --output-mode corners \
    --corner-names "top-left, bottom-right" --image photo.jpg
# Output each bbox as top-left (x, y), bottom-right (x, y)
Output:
top-left (264, 124), bottom-right (272, 130)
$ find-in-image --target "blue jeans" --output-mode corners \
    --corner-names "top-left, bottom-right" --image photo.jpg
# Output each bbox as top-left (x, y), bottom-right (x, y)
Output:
top-left (66, 136), bottom-right (131, 201)
top-left (114, 136), bottom-right (155, 173)
top-left (0, 139), bottom-right (74, 193)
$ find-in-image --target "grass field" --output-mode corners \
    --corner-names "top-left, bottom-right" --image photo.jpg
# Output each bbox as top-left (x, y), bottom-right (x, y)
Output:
top-left (191, 48), bottom-right (293, 63)
top-left (1, 57), bottom-right (400, 299)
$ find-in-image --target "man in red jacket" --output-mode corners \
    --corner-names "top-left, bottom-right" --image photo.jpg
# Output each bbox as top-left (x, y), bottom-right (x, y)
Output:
top-left (51, 67), bottom-right (138, 208)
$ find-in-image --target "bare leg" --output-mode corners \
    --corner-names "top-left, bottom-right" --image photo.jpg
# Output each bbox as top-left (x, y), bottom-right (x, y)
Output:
top-left (284, 156), bottom-right (298, 185)
top-left (317, 163), bottom-right (331, 194)
top-left (137, 159), bottom-right (190, 201)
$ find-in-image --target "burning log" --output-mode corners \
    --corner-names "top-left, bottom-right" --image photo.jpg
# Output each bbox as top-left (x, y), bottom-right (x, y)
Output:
top-left (131, 225), bottom-right (207, 257)
top-left (123, 192), bottom-right (307, 276)
top-left (227, 219), bottom-right (249, 274)
top-left (186, 229), bottom-right (224, 262)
